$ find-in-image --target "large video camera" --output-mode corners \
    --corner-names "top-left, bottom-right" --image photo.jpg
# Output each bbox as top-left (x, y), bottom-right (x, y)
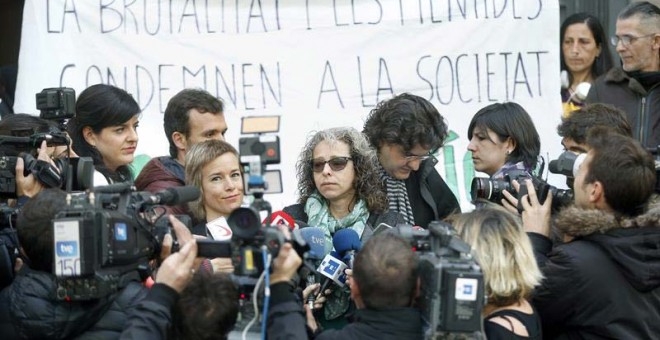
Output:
top-left (0, 87), bottom-right (93, 198)
top-left (388, 221), bottom-right (484, 339)
top-left (52, 184), bottom-right (205, 301)
top-left (471, 169), bottom-right (574, 212)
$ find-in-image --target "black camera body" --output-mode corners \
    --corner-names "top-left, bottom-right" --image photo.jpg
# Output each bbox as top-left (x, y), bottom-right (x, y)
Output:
top-left (388, 221), bottom-right (485, 338)
top-left (471, 169), bottom-right (574, 212)
top-left (36, 87), bottom-right (76, 121)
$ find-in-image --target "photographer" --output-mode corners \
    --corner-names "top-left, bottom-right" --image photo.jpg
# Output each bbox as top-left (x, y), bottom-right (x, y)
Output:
top-left (267, 232), bottom-right (423, 340)
top-left (67, 84), bottom-right (140, 185)
top-left (505, 128), bottom-right (660, 338)
top-left (0, 188), bottom-right (199, 339)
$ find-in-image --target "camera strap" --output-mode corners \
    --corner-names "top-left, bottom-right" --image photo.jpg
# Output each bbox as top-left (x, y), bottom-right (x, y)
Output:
top-left (32, 159), bottom-right (62, 188)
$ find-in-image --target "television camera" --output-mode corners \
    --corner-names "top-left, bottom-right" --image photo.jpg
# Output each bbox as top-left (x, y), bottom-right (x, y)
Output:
top-left (387, 221), bottom-right (485, 339)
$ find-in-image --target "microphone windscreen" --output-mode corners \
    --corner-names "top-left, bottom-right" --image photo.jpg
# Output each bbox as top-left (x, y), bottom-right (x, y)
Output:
top-left (161, 186), bottom-right (200, 205)
top-left (263, 210), bottom-right (296, 230)
top-left (299, 227), bottom-right (327, 259)
top-left (332, 228), bottom-right (362, 255)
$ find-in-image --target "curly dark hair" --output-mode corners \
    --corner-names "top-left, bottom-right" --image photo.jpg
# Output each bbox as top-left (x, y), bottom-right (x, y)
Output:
top-left (296, 127), bottom-right (388, 213)
top-left (557, 103), bottom-right (632, 145)
top-left (363, 93), bottom-right (448, 153)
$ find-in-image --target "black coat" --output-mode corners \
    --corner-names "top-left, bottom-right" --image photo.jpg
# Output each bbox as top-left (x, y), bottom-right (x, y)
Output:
top-left (586, 67), bottom-right (660, 150)
top-left (266, 282), bottom-right (423, 340)
top-left (0, 267), bottom-right (178, 339)
top-left (404, 157), bottom-right (460, 228)
top-left (530, 204), bottom-right (660, 339)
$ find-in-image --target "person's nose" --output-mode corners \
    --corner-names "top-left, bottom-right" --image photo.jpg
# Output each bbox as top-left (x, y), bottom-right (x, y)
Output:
top-left (407, 158), bottom-right (422, 171)
top-left (128, 126), bottom-right (138, 143)
top-left (467, 138), bottom-right (477, 152)
top-left (570, 41), bottom-right (580, 54)
top-left (225, 178), bottom-right (236, 191)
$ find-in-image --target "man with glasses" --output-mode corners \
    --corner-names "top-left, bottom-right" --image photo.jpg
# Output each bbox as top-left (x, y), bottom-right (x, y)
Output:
top-left (586, 1), bottom-right (660, 151)
top-left (363, 93), bottom-right (460, 228)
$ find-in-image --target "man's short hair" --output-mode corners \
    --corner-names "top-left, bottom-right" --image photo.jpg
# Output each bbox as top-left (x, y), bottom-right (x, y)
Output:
top-left (585, 127), bottom-right (656, 216)
top-left (353, 232), bottom-right (417, 309)
top-left (617, 1), bottom-right (660, 22)
top-left (164, 89), bottom-right (224, 158)
top-left (557, 103), bottom-right (632, 145)
top-left (17, 188), bottom-right (67, 272)
top-left (363, 93), bottom-right (448, 153)
top-left (171, 272), bottom-right (239, 340)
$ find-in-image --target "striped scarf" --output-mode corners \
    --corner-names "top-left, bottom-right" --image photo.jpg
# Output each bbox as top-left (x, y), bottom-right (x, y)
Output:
top-left (378, 165), bottom-right (415, 225)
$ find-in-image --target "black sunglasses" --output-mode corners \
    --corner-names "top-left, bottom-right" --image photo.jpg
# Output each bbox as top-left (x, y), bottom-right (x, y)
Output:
top-left (311, 157), bottom-right (352, 173)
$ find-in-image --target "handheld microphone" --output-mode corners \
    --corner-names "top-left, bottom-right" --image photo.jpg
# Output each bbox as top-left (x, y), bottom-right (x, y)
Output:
top-left (298, 227), bottom-right (328, 260)
top-left (316, 252), bottom-right (348, 295)
top-left (262, 210), bottom-right (296, 230)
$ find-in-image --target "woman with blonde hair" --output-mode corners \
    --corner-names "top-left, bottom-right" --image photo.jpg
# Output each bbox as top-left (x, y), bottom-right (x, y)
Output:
top-left (450, 204), bottom-right (543, 339)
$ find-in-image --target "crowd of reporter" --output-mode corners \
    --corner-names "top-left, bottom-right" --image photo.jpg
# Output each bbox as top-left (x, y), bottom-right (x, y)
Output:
top-left (1, 3), bottom-right (659, 338)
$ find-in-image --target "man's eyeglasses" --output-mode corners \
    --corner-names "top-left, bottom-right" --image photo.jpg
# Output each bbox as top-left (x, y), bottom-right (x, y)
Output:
top-left (403, 153), bottom-right (432, 163)
top-left (311, 157), bottom-right (352, 173)
top-left (610, 33), bottom-right (657, 47)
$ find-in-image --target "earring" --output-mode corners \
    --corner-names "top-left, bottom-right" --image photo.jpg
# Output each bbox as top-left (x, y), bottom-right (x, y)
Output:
top-left (506, 150), bottom-right (512, 155)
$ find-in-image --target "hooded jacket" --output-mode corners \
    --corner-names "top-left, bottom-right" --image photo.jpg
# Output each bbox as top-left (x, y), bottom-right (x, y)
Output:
top-left (586, 67), bottom-right (660, 150)
top-left (530, 202), bottom-right (660, 339)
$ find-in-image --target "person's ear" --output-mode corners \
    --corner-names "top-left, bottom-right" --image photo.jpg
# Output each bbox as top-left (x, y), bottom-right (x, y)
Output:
top-left (82, 126), bottom-right (97, 147)
top-left (172, 131), bottom-right (187, 151)
top-left (349, 276), bottom-right (365, 309)
top-left (590, 180), bottom-right (605, 204)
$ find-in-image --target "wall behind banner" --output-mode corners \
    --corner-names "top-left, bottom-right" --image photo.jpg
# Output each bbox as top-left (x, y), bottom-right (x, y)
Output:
top-left (14, 0), bottom-right (563, 211)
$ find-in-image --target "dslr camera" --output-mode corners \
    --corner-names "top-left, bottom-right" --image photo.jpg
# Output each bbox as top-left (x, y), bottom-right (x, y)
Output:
top-left (388, 221), bottom-right (485, 339)
top-left (470, 169), bottom-right (574, 212)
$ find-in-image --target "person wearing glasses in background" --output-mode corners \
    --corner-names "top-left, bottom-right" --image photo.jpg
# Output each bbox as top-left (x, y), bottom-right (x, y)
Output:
top-left (586, 1), bottom-right (660, 151)
top-left (283, 127), bottom-right (405, 329)
top-left (362, 93), bottom-right (460, 229)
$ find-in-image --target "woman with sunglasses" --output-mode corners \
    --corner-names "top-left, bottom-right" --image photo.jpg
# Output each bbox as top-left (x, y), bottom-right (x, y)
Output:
top-left (283, 127), bottom-right (404, 327)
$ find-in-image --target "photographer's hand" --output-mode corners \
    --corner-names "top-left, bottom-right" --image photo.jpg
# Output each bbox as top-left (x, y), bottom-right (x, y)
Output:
top-left (155, 237), bottom-right (198, 293)
top-left (270, 242), bottom-right (302, 284)
top-left (15, 141), bottom-right (53, 197)
top-left (518, 179), bottom-right (553, 237)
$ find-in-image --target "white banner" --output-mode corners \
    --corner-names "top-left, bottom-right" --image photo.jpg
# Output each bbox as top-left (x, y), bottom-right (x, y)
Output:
top-left (15, 0), bottom-right (563, 211)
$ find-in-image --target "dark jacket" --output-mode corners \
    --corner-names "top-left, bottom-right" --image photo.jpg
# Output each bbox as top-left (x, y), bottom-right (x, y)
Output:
top-left (586, 67), bottom-right (660, 150)
top-left (0, 267), bottom-right (178, 339)
top-left (405, 157), bottom-right (460, 228)
top-left (530, 203), bottom-right (660, 339)
top-left (267, 282), bottom-right (423, 340)
top-left (134, 156), bottom-right (191, 217)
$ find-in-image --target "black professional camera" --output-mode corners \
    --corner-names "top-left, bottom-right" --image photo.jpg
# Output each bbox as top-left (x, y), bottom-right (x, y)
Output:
top-left (471, 169), bottom-right (574, 212)
top-left (226, 206), bottom-right (308, 278)
top-left (388, 221), bottom-right (485, 339)
top-left (0, 133), bottom-right (94, 198)
top-left (36, 87), bottom-right (76, 121)
top-left (52, 184), bottom-right (206, 301)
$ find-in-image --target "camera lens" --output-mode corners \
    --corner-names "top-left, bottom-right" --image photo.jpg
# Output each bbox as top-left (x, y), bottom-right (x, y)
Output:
top-left (227, 207), bottom-right (261, 240)
top-left (470, 177), bottom-right (493, 202)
